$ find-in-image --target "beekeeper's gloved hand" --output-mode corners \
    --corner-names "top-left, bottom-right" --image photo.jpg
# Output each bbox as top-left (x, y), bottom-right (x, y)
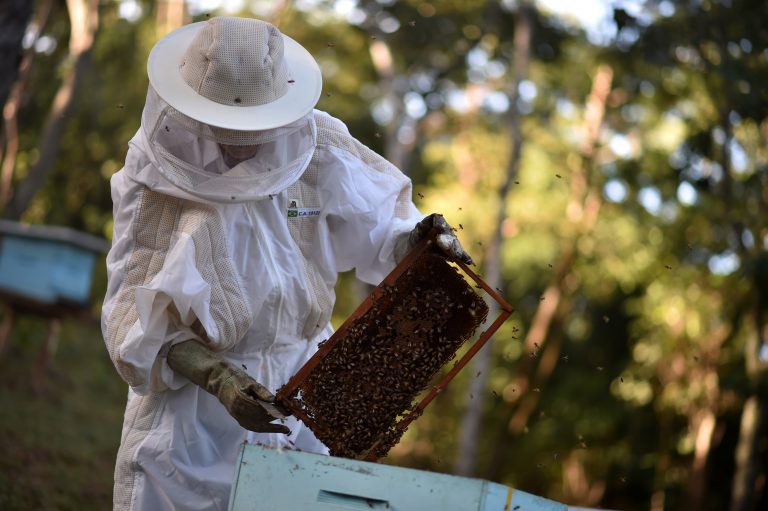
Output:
top-left (167, 340), bottom-right (290, 434)
top-left (395, 213), bottom-right (473, 265)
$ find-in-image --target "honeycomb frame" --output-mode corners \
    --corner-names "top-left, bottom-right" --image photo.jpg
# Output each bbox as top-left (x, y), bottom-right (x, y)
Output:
top-left (277, 230), bottom-right (514, 461)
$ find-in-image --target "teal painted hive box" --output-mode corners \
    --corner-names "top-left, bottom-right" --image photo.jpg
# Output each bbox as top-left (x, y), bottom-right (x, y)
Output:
top-left (0, 220), bottom-right (109, 310)
top-left (229, 444), bottom-right (567, 511)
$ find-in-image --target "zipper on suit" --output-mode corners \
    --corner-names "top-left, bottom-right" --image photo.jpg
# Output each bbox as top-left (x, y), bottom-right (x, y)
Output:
top-left (245, 201), bottom-right (285, 346)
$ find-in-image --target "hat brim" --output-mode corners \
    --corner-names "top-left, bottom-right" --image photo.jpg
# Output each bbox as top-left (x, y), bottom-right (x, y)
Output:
top-left (147, 21), bottom-right (322, 131)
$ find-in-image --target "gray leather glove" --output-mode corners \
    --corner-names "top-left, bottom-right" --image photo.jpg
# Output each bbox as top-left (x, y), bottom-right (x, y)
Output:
top-left (395, 213), bottom-right (473, 265)
top-left (167, 340), bottom-right (290, 434)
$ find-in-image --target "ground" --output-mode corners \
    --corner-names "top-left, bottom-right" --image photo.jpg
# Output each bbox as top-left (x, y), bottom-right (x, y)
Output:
top-left (0, 314), bottom-right (125, 510)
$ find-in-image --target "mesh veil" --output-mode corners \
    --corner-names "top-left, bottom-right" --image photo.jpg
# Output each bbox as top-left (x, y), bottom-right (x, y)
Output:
top-left (141, 85), bottom-right (316, 202)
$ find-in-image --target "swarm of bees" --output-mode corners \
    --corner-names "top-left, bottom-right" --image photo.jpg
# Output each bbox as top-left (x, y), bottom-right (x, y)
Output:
top-left (278, 251), bottom-right (488, 460)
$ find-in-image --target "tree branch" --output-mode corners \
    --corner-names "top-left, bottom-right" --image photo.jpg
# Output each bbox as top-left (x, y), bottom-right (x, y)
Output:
top-left (4, 0), bottom-right (99, 220)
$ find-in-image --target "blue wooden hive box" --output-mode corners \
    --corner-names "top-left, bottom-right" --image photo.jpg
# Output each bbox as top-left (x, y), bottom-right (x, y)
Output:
top-left (229, 444), bottom-right (567, 511)
top-left (0, 220), bottom-right (109, 312)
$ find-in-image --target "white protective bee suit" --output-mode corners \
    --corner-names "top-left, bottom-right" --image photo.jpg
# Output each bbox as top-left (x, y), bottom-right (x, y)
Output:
top-left (102, 18), bottom-right (425, 511)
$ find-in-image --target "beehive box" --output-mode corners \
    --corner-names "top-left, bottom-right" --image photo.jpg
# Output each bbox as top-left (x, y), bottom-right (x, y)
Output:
top-left (228, 443), bottom-right (567, 511)
top-left (0, 220), bottom-right (109, 310)
top-left (277, 232), bottom-right (513, 461)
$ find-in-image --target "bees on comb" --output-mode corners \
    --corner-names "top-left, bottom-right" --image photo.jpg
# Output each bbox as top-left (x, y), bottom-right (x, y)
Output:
top-left (279, 251), bottom-right (488, 460)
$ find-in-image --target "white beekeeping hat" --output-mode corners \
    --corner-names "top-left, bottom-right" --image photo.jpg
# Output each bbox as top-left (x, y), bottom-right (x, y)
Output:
top-left (147, 16), bottom-right (322, 131)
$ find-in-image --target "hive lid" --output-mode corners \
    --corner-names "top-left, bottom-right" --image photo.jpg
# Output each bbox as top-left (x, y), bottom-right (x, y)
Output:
top-left (0, 220), bottom-right (110, 253)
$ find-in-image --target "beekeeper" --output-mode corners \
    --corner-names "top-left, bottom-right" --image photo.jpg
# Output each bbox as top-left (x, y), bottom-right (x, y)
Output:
top-left (102, 16), bottom-right (471, 511)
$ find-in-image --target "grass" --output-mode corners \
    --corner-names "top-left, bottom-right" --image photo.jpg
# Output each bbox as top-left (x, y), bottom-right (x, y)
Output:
top-left (0, 313), bottom-right (126, 510)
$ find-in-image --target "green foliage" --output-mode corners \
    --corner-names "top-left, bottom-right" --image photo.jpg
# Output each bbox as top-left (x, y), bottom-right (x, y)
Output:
top-left (3, 0), bottom-right (768, 509)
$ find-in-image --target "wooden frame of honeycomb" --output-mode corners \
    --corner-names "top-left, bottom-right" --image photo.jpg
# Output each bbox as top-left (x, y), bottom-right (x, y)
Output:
top-left (276, 231), bottom-right (514, 461)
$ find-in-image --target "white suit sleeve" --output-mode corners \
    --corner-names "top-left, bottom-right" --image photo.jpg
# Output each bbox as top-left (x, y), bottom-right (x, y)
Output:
top-left (314, 142), bottom-right (423, 285)
top-left (102, 168), bottom-right (252, 394)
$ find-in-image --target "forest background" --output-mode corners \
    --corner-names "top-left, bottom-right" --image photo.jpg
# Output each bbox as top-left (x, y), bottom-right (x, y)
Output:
top-left (0, 0), bottom-right (766, 510)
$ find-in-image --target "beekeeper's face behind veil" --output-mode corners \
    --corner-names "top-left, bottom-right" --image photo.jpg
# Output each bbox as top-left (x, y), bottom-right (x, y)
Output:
top-left (143, 16), bottom-right (322, 202)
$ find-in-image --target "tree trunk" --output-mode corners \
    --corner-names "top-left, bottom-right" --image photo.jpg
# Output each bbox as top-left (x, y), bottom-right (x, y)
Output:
top-left (1, 0), bottom-right (55, 209)
top-left (686, 409), bottom-right (717, 510)
top-left (484, 64), bottom-right (612, 481)
top-left (353, 29), bottom-right (418, 302)
top-left (268, 0), bottom-right (292, 27)
top-left (684, 322), bottom-right (729, 508)
top-left (731, 302), bottom-right (768, 511)
top-left (454, 0), bottom-right (533, 477)
top-left (367, 36), bottom-right (413, 171)
top-left (651, 412), bottom-right (673, 511)
top-left (0, 0), bottom-right (34, 111)
top-left (154, 0), bottom-right (188, 36)
top-left (562, 451), bottom-right (606, 506)
top-left (730, 395), bottom-right (768, 511)
top-left (4, 0), bottom-right (99, 220)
